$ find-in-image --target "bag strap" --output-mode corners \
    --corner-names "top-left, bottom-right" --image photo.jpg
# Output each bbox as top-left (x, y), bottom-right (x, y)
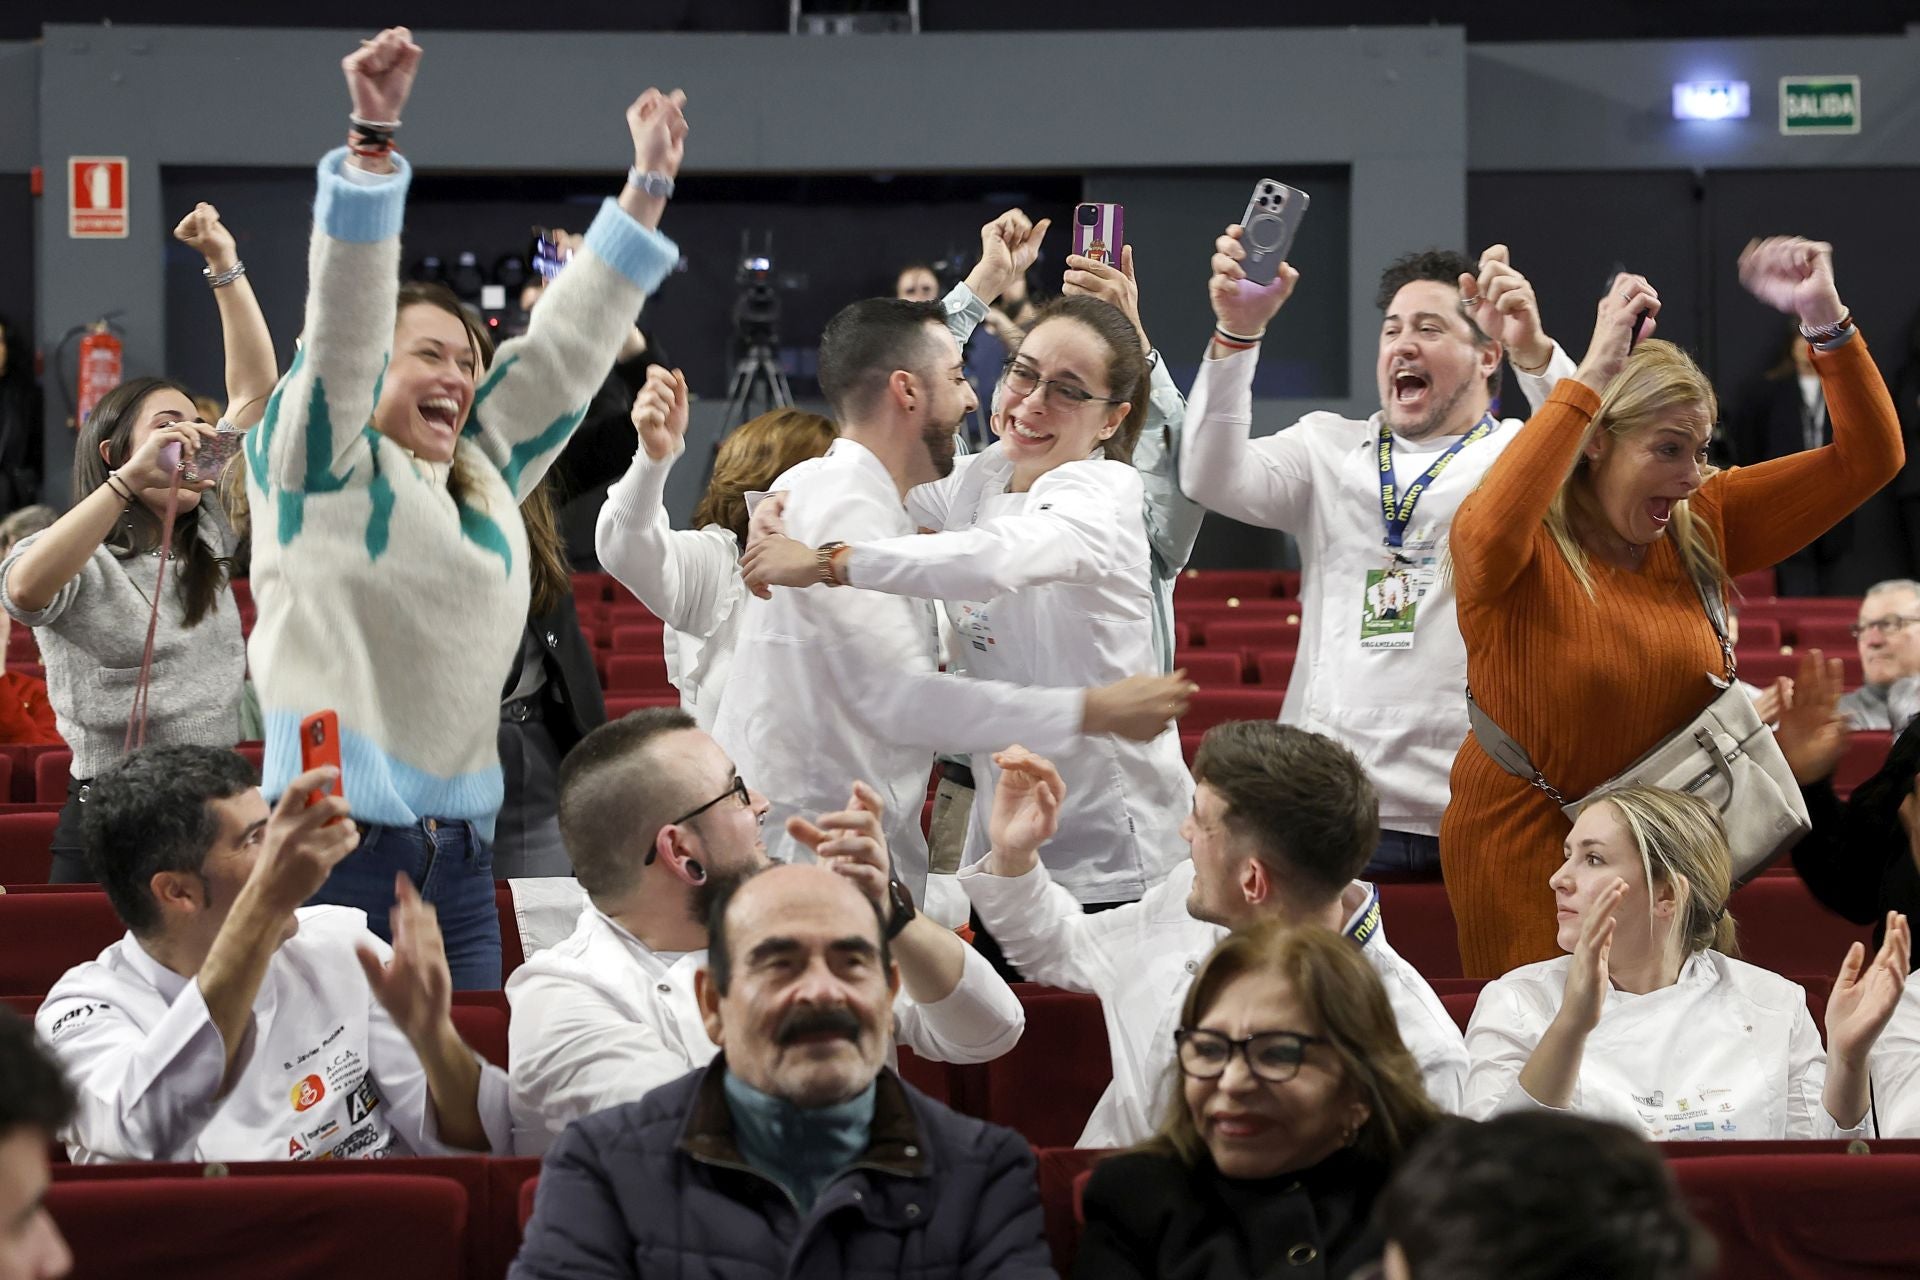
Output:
top-left (124, 470), bottom-right (185, 753)
top-left (1467, 557), bottom-right (1733, 798)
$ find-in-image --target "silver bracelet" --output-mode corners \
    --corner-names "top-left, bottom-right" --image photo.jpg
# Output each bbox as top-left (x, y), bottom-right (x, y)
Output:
top-left (203, 261), bottom-right (247, 289)
top-left (626, 167), bottom-right (675, 200)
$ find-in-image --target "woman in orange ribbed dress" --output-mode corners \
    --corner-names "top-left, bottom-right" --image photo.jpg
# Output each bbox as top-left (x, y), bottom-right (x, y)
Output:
top-left (1443, 237), bottom-right (1903, 978)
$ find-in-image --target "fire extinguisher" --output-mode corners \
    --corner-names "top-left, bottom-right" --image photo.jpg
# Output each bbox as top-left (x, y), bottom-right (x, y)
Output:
top-left (75, 320), bottom-right (123, 429)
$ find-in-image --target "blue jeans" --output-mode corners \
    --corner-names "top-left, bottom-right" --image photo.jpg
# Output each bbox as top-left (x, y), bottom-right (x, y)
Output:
top-left (308, 818), bottom-right (502, 991)
top-left (1363, 829), bottom-right (1443, 882)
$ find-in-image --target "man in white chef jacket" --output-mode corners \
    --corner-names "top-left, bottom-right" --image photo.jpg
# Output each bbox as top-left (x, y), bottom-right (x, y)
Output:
top-left (961, 722), bottom-right (1467, 1147)
top-left (506, 706), bottom-right (1028, 1155)
top-left (1181, 240), bottom-right (1575, 879)
top-left (712, 296), bottom-right (1191, 918)
top-left (36, 745), bottom-right (511, 1164)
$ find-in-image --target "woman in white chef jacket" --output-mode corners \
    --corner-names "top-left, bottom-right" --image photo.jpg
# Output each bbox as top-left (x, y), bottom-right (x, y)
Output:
top-left (742, 295), bottom-right (1192, 908)
top-left (1463, 783), bottom-right (1910, 1140)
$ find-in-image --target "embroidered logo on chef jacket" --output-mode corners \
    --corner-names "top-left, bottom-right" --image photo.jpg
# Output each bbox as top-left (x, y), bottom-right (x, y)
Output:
top-left (289, 1135), bottom-right (310, 1159)
top-left (346, 1077), bottom-right (381, 1125)
top-left (956, 602), bottom-right (997, 654)
top-left (291, 1074), bottom-right (326, 1112)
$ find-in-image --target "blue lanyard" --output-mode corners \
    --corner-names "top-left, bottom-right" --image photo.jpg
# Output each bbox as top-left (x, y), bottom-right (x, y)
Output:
top-left (1377, 415), bottom-right (1495, 549)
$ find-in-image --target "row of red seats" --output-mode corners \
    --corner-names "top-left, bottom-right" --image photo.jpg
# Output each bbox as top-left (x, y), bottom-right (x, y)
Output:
top-left (0, 741), bottom-right (263, 808)
top-left (38, 1138), bottom-right (1920, 1279)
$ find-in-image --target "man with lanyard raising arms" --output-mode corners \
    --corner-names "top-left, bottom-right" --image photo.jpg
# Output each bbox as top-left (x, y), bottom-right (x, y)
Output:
top-left (1181, 236), bottom-right (1575, 879)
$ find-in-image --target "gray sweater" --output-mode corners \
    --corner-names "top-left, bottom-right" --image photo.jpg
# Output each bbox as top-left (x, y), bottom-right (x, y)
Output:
top-left (0, 515), bottom-right (244, 779)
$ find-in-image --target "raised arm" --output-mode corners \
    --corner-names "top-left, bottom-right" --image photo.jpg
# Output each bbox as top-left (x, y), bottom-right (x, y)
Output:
top-left (469, 90), bottom-right (684, 501)
top-left (1449, 278), bottom-right (1655, 602)
top-left (595, 366), bottom-right (746, 636)
top-left (173, 203), bottom-right (277, 428)
top-left (1704, 239), bottom-right (1904, 576)
top-left (1178, 223), bottom-right (1315, 529)
top-left (1062, 243), bottom-right (1206, 577)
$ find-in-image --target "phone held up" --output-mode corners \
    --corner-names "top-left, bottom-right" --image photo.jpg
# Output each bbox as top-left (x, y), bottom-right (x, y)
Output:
top-left (300, 710), bottom-right (346, 824)
top-left (1073, 203), bottom-right (1125, 267)
top-left (1605, 264), bottom-right (1651, 349)
top-left (157, 422), bottom-right (244, 483)
top-left (1238, 179), bottom-right (1310, 286)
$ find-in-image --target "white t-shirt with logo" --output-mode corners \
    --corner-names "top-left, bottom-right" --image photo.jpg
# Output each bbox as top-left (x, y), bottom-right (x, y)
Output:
top-left (37, 906), bottom-right (511, 1164)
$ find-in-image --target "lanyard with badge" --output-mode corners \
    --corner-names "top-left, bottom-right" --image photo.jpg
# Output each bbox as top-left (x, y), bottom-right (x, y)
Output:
top-left (1360, 416), bottom-right (1494, 650)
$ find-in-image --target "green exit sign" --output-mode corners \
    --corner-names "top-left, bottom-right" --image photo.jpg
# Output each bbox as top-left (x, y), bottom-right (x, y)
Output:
top-left (1780, 76), bottom-right (1861, 135)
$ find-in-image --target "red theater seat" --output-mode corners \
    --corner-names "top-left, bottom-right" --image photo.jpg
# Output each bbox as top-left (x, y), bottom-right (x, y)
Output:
top-left (519, 1175), bottom-right (539, 1230)
top-left (449, 1002), bottom-right (510, 1070)
top-left (1727, 878), bottom-right (1874, 980)
top-left (1730, 617), bottom-right (1781, 650)
top-left (1179, 689), bottom-right (1289, 735)
top-left (1036, 1146), bottom-right (1111, 1276)
top-left (1252, 649), bottom-right (1297, 686)
top-left (1174, 569), bottom-right (1292, 600)
top-left (235, 740), bottom-right (265, 778)
top-left (0, 809), bottom-right (59, 884)
top-left (49, 1174), bottom-right (469, 1279)
top-left (1794, 617), bottom-right (1860, 652)
top-left (984, 988), bottom-right (1112, 1148)
top-left (605, 694), bottom-right (680, 720)
top-left (33, 749), bottom-right (72, 804)
top-left (1732, 568), bottom-right (1777, 599)
top-left (1197, 619), bottom-right (1302, 652)
top-left (609, 624), bottom-right (667, 653)
top-left (0, 744), bottom-right (68, 804)
top-left (1673, 1154), bottom-right (1920, 1277)
top-left (606, 652), bottom-right (672, 693)
top-left (0, 891), bottom-right (123, 995)
top-left (1439, 991), bottom-right (1476, 1032)
top-left (495, 885), bottom-right (526, 986)
top-left (1173, 650), bottom-right (1243, 686)
top-left (1376, 883), bottom-right (1463, 979)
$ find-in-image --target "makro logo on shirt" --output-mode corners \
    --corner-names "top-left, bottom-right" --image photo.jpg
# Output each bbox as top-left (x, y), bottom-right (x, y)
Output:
top-left (291, 1073), bottom-right (327, 1112)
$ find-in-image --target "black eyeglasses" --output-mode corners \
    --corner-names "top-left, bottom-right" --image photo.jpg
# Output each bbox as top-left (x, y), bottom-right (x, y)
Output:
top-left (668, 775), bottom-right (751, 829)
top-left (1852, 615), bottom-right (1920, 639)
top-left (1174, 1027), bottom-right (1328, 1083)
top-left (1001, 359), bottom-right (1124, 410)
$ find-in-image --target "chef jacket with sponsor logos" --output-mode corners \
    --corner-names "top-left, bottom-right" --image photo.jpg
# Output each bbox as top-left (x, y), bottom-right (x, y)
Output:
top-left (1464, 950), bottom-right (1866, 1140)
top-left (837, 446), bottom-right (1192, 905)
top-left (36, 905), bottom-right (512, 1164)
top-left (505, 900), bottom-right (1027, 1155)
top-left (1177, 343), bottom-right (1573, 837)
top-left (959, 858), bottom-right (1467, 1147)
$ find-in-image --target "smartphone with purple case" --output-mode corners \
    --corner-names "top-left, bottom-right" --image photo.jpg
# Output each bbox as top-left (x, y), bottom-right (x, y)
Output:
top-left (1073, 202), bottom-right (1125, 267)
top-left (1238, 179), bottom-right (1310, 286)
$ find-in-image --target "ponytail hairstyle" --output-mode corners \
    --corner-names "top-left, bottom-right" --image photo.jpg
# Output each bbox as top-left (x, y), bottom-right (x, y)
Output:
top-left (71, 376), bottom-right (233, 627)
top-left (1016, 295), bottom-right (1149, 465)
top-left (1593, 784), bottom-right (1739, 959)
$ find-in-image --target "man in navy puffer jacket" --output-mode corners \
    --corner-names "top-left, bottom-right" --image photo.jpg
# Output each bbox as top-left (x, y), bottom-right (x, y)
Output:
top-left (511, 860), bottom-right (1057, 1279)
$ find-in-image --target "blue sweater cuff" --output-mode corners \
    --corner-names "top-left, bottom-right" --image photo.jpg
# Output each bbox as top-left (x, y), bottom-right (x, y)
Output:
top-left (583, 197), bottom-right (680, 295)
top-left (313, 147), bottom-right (412, 244)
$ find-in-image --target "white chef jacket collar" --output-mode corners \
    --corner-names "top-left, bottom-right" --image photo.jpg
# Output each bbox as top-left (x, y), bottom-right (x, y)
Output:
top-left (591, 905), bottom-right (703, 973)
top-left (1605, 949), bottom-right (1713, 1006)
top-left (824, 437), bottom-right (900, 492)
top-left (123, 931), bottom-right (198, 1005)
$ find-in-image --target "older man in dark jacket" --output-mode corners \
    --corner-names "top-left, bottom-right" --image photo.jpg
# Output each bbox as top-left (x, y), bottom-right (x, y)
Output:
top-left (511, 860), bottom-right (1056, 1279)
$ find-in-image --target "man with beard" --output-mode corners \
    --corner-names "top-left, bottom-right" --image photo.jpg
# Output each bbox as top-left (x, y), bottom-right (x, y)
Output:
top-left (962, 722), bottom-right (1466, 1147)
top-left (512, 860), bottom-right (1054, 1279)
top-left (505, 707), bottom-right (1027, 1155)
top-left (1181, 242), bottom-right (1576, 879)
top-left (712, 297), bottom-right (1191, 910)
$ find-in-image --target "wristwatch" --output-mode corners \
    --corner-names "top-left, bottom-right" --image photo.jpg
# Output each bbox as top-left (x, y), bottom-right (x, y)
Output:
top-left (1798, 311), bottom-right (1854, 345)
top-left (816, 541), bottom-right (849, 587)
top-left (626, 167), bottom-right (676, 200)
top-left (884, 874), bottom-right (917, 941)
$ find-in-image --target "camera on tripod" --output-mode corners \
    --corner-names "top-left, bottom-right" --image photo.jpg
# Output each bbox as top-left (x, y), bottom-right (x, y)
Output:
top-left (723, 231), bottom-right (797, 427)
top-left (733, 244), bottom-right (781, 346)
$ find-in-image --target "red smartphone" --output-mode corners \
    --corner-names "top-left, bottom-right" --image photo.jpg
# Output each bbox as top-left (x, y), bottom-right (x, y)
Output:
top-left (299, 710), bottom-right (345, 820)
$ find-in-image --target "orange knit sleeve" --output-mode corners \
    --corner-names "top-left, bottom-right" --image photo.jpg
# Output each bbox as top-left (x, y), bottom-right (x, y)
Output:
top-left (1450, 379), bottom-right (1603, 603)
top-left (1705, 333), bottom-right (1904, 577)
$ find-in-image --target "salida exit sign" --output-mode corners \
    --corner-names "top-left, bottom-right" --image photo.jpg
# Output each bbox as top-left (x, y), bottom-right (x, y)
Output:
top-left (1780, 76), bottom-right (1860, 135)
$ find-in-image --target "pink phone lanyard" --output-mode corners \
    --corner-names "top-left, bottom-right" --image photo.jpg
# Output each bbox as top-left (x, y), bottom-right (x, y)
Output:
top-left (123, 459), bottom-right (187, 752)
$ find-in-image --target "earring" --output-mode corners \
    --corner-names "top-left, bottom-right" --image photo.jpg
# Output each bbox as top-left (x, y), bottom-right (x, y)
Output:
top-left (684, 857), bottom-right (707, 885)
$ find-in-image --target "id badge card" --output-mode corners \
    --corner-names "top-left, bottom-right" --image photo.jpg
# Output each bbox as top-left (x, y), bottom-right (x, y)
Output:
top-left (1360, 567), bottom-right (1418, 650)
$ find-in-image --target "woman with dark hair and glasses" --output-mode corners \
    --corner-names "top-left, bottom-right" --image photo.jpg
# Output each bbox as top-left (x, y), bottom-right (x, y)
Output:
top-left (1074, 918), bottom-right (1441, 1279)
top-left (1, 202), bottom-right (274, 882)
top-left (741, 295), bottom-right (1195, 915)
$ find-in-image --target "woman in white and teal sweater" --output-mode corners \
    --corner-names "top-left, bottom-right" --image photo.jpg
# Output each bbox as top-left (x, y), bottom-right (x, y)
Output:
top-left (245, 28), bottom-right (686, 987)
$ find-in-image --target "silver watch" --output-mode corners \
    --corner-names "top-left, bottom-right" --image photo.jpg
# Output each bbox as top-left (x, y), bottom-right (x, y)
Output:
top-left (626, 167), bottom-right (675, 199)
